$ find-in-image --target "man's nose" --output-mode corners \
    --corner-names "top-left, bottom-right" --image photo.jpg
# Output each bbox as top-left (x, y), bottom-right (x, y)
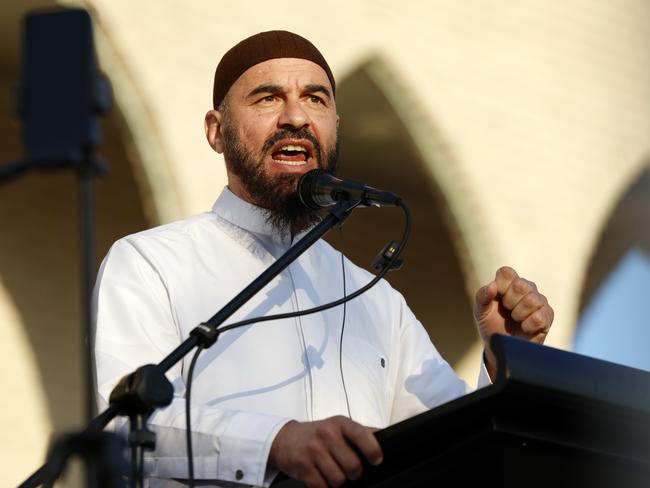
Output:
top-left (278, 98), bottom-right (309, 129)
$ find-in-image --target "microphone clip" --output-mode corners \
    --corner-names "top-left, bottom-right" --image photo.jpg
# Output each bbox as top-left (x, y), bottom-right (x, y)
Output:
top-left (371, 240), bottom-right (404, 272)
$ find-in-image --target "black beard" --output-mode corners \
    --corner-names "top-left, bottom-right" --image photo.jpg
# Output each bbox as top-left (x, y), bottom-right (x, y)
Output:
top-left (222, 124), bottom-right (339, 234)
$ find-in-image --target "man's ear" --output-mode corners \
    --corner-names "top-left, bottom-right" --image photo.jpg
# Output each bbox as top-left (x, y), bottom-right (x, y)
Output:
top-left (205, 109), bottom-right (225, 153)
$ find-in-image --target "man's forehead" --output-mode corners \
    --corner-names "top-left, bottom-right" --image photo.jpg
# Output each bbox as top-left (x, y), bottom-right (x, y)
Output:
top-left (230, 58), bottom-right (333, 96)
top-left (212, 31), bottom-right (335, 108)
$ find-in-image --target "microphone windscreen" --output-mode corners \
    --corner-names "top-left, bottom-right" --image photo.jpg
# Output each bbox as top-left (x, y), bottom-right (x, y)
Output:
top-left (298, 169), bottom-right (330, 209)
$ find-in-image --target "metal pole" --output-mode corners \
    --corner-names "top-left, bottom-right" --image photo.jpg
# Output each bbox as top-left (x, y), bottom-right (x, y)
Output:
top-left (80, 159), bottom-right (96, 423)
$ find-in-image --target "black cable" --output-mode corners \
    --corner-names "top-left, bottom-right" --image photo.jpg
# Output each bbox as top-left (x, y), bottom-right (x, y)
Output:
top-left (185, 345), bottom-right (203, 488)
top-left (80, 165), bottom-right (97, 423)
top-left (183, 200), bottom-right (411, 484)
top-left (215, 201), bottom-right (411, 334)
top-left (338, 247), bottom-right (352, 419)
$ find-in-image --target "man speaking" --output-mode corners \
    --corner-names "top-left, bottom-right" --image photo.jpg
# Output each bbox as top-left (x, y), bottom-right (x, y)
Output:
top-left (93, 30), bottom-right (554, 488)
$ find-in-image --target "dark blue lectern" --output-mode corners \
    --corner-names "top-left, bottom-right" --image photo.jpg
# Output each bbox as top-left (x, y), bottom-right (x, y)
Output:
top-left (274, 335), bottom-right (650, 487)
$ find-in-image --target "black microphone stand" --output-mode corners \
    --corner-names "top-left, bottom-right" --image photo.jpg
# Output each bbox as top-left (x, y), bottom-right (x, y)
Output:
top-left (20, 198), bottom-right (357, 488)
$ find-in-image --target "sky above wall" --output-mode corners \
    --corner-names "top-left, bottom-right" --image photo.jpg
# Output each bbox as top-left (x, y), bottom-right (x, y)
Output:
top-left (574, 247), bottom-right (650, 372)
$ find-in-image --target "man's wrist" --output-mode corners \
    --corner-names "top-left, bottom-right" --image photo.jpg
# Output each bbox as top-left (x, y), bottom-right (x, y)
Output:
top-left (267, 420), bottom-right (297, 470)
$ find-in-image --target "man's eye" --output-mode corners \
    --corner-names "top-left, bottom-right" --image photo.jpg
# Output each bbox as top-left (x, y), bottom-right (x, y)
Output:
top-left (260, 95), bottom-right (277, 103)
top-left (309, 95), bottom-right (324, 104)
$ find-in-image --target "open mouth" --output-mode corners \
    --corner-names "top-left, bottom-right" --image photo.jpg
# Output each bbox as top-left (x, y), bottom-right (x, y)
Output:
top-left (270, 140), bottom-right (315, 166)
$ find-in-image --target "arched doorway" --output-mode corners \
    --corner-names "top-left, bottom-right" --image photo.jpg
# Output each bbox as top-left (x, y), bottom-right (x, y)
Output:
top-left (574, 165), bottom-right (650, 371)
top-left (0, 4), bottom-right (153, 483)
top-left (327, 58), bottom-right (478, 369)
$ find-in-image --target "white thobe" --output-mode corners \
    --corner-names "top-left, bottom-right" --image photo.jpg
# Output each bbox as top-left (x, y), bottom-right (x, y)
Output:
top-left (93, 187), bottom-right (490, 487)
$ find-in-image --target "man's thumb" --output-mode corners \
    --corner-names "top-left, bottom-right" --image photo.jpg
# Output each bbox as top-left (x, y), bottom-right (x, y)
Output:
top-left (474, 281), bottom-right (498, 318)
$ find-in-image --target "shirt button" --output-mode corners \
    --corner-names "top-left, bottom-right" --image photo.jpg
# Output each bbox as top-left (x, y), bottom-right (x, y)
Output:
top-left (235, 469), bottom-right (244, 480)
top-left (380, 357), bottom-right (386, 368)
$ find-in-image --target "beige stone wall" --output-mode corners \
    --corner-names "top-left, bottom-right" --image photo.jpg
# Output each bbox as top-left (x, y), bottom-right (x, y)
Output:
top-left (2, 0), bottom-right (650, 485)
top-left (76, 0), bottom-right (650, 351)
top-left (0, 9), bottom-right (151, 482)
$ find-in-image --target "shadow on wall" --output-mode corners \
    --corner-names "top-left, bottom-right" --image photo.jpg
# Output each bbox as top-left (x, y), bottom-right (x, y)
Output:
top-left (0, 70), bottom-right (151, 432)
top-left (575, 164), bottom-right (650, 370)
top-left (326, 57), bottom-right (478, 367)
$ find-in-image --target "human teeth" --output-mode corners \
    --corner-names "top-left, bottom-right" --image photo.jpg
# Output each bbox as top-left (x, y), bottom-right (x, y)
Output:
top-left (272, 159), bottom-right (306, 165)
top-left (280, 145), bottom-right (307, 152)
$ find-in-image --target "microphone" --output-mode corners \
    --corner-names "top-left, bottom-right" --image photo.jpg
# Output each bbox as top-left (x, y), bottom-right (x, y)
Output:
top-left (298, 169), bottom-right (401, 209)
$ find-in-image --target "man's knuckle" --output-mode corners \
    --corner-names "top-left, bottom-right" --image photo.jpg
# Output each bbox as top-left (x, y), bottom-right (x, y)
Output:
top-left (524, 278), bottom-right (538, 291)
top-left (306, 438), bottom-right (323, 457)
top-left (350, 426), bottom-right (366, 440)
top-left (531, 310), bottom-right (546, 328)
top-left (315, 423), bottom-right (333, 440)
top-left (523, 292), bottom-right (541, 309)
top-left (326, 422), bottom-right (341, 438)
top-left (512, 278), bottom-right (529, 294)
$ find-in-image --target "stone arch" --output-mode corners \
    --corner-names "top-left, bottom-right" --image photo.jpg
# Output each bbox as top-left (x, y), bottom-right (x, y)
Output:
top-left (89, 4), bottom-right (183, 223)
top-left (0, 3), bottom-right (154, 483)
top-left (0, 278), bottom-right (50, 484)
top-left (329, 55), bottom-right (494, 378)
top-left (574, 160), bottom-right (650, 367)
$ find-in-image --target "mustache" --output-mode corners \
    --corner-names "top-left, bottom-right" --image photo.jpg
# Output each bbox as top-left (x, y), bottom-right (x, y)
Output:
top-left (261, 128), bottom-right (322, 162)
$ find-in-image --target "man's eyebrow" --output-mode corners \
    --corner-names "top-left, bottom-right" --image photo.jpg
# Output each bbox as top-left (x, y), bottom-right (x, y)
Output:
top-left (304, 84), bottom-right (332, 99)
top-left (246, 84), bottom-right (283, 98)
top-left (245, 83), bottom-right (333, 100)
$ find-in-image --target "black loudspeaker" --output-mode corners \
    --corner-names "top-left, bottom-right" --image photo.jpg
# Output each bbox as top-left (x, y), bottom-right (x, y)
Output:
top-left (17, 8), bottom-right (111, 168)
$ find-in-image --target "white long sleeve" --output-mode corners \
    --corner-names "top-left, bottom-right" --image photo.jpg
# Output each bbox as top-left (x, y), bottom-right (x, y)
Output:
top-left (93, 187), bottom-right (486, 487)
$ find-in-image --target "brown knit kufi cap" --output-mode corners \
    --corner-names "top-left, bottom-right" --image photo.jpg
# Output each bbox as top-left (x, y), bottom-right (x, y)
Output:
top-left (213, 30), bottom-right (335, 109)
